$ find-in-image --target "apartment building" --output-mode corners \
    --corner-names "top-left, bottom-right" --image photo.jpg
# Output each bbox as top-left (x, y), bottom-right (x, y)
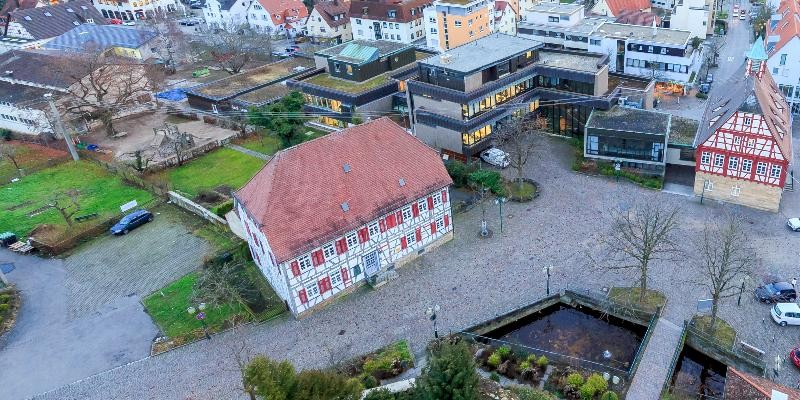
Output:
top-left (350, 0), bottom-right (431, 44)
top-left (422, 0), bottom-right (492, 51)
top-left (766, 0), bottom-right (800, 115)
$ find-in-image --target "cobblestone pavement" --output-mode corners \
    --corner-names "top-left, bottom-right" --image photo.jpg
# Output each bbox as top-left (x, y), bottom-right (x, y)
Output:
top-left (35, 126), bottom-right (800, 399)
top-left (64, 206), bottom-right (211, 319)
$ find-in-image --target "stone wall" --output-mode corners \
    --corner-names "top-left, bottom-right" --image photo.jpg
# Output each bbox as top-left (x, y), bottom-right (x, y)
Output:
top-left (168, 191), bottom-right (227, 225)
top-left (693, 171), bottom-right (782, 212)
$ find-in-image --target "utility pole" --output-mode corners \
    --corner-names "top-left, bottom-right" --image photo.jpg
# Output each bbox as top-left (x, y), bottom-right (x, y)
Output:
top-left (45, 93), bottom-right (79, 161)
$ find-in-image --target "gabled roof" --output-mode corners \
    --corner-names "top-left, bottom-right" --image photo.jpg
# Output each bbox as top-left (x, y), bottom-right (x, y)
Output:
top-left (765, 0), bottom-right (800, 55)
top-left (596, 0), bottom-right (651, 16)
top-left (746, 36), bottom-right (769, 61)
top-left (235, 117), bottom-right (453, 263)
top-left (694, 62), bottom-right (792, 160)
top-left (0, 50), bottom-right (80, 89)
top-left (349, 0), bottom-right (432, 23)
top-left (43, 24), bottom-right (157, 53)
top-left (256, 0), bottom-right (308, 26)
top-left (0, 0), bottom-right (39, 23)
top-left (313, 0), bottom-right (350, 28)
top-left (725, 367), bottom-right (800, 399)
top-left (217, 0), bottom-right (243, 11)
top-left (614, 9), bottom-right (661, 26)
top-left (8, 0), bottom-right (106, 40)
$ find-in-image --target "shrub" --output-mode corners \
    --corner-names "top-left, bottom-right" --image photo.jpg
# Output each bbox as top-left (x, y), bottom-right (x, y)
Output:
top-left (244, 355), bottom-right (296, 400)
top-left (495, 345), bottom-right (512, 361)
top-left (364, 389), bottom-right (396, 400)
top-left (468, 169), bottom-right (506, 196)
top-left (0, 316), bottom-right (4, 324)
top-left (416, 341), bottom-right (479, 400)
top-left (487, 353), bottom-right (502, 368)
top-left (211, 199), bottom-right (234, 217)
top-left (579, 383), bottom-right (596, 400)
top-left (362, 374), bottom-right (379, 389)
top-left (0, 294), bottom-right (9, 303)
top-left (586, 373), bottom-right (608, 393)
top-left (0, 129), bottom-right (10, 141)
top-left (445, 160), bottom-right (476, 187)
top-left (536, 355), bottom-right (549, 368)
top-left (0, 303), bottom-right (9, 313)
top-left (566, 372), bottom-right (584, 387)
top-left (526, 354), bottom-right (538, 364)
top-left (513, 387), bottom-right (556, 400)
top-left (696, 92), bottom-right (708, 99)
top-left (600, 391), bottom-right (619, 400)
top-left (490, 371), bottom-right (501, 382)
top-left (519, 361), bottom-right (532, 371)
top-left (294, 370), bottom-right (363, 400)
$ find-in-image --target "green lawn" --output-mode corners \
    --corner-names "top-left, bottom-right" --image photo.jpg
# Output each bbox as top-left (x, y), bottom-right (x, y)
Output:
top-left (0, 141), bottom-right (69, 183)
top-left (0, 161), bottom-right (154, 237)
top-left (691, 315), bottom-right (736, 348)
top-left (143, 272), bottom-right (249, 338)
top-left (305, 73), bottom-right (391, 94)
top-left (155, 148), bottom-right (266, 198)
top-left (237, 134), bottom-right (282, 155)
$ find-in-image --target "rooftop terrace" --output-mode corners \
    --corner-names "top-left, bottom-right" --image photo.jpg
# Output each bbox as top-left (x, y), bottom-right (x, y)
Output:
top-left (536, 51), bottom-right (604, 73)
top-left (234, 83), bottom-right (291, 106)
top-left (303, 72), bottom-right (393, 94)
top-left (526, 1), bottom-right (583, 14)
top-left (194, 58), bottom-right (314, 98)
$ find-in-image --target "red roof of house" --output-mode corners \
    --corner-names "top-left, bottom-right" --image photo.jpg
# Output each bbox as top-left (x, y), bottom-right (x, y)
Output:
top-left (725, 367), bottom-right (800, 399)
top-left (349, 0), bottom-right (431, 24)
top-left (257, 0), bottom-right (308, 27)
top-left (235, 118), bottom-right (452, 263)
top-left (314, 0), bottom-right (351, 28)
top-left (601, 0), bottom-right (651, 16)
top-left (615, 9), bottom-right (660, 26)
top-left (766, 0), bottom-right (800, 55)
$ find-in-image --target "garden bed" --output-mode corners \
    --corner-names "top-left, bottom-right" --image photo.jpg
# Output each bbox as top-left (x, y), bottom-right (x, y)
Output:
top-left (338, 340), bottom-right (416, 389)
top-left (504, 179), bottom-right (538, 202)
top-left (608, 287), bottom-right (667, 314)
top-left (0, 286), bottom-right (21, 337)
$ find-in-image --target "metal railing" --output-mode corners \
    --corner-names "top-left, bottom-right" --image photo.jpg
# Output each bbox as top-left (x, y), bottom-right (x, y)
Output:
top-left (628, 310), bottom-right (660, 378)
top-left (662, 320), bottom-right (689, 392)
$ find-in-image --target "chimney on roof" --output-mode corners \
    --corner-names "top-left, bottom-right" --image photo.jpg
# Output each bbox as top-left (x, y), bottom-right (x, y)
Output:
top-left (651, 18), bottom-right (657, 37)
top-left (4, 70), bottom-right (11, 77)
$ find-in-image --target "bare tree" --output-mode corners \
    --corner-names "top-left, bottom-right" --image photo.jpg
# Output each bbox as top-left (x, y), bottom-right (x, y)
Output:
top-left (51, 50), bottom-right (154, 137)
top-left (693, 215), bottom-right (757, 333)
top-left (48, 189), bottom-right (81, 227)
top-left (493, 113), bottom-right (546, 189)
top-left (193, 261), bottom-right (258, 316)
top-left (0, 143), bottom-right (20, 171)
top-left (211, 26), bottom-right (274, 74)
top-left (143, 14), bottom-right (190, 72)
top-left (592, 202), bottom-right (683, 303)
top-left (126, 149), bottom-right (156, 172)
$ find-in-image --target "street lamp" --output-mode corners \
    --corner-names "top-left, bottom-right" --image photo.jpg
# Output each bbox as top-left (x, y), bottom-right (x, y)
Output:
top-left (544, 265), bottom-right (553, 296)
top-left (737, 276), bottom-right (750, 306)
top-left (494, 196), bottom-right (508, 233)
top-left (613, 159), bottom-right (621, 182)
top-left (426, 305), bottom-right (440, 339)
top-left (187, 302), bottom-right (211, 340)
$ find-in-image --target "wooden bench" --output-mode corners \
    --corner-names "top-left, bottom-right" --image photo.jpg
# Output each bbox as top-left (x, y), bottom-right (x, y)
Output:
top-left (740, 341), bottom-right (765, 357)
top-left (8, 241), bottom-right (33, 253)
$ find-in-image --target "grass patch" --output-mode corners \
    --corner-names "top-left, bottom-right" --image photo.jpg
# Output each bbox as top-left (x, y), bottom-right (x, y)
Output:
top-left (609, 287), bottom-right (667, 313)
top-left (149, 147), bottom-right (265, 198)
top-left (195, 223), bottom-right (243, 252)
top-left (237, 134), bottom-right (282, 155)
top-left (143, 272), bottom-right (250, 338)
top-left (339, 340), bottom-right (415, 385)
top-left (240, 260), bottom-right (286, 321)
top-left (305, 73), bottom-right (391, 94)
top-left (0, 141), bottom-right (70, 183)
top-left (504, 180), bottom-right (537, 202)
top-left (0, 161), bottom-right (154, 237)
top-left (691, 315), bottom-right (736, 348)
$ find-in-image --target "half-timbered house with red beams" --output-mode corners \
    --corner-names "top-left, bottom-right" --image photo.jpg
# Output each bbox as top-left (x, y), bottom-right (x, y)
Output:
top-left (234, 118), bottom-right (454, 317)
top-left (693, 39), bottom-right (793, 212)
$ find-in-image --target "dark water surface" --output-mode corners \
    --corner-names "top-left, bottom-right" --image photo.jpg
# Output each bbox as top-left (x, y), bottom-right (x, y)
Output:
top-left (669, 346), bottom-right (727, 399)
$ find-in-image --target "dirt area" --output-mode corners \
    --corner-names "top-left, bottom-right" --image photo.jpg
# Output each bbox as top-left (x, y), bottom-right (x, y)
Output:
top-left (80, 111), bottom-right (241, 160)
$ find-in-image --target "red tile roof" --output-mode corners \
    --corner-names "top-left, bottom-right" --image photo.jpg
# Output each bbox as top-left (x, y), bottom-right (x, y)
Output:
top-left (766, 0), bottom-right (800, 55)
top-left (314, 0), bottom-right (351, 28)
top-left (349, 0), bottom-right (431, 24)
top-left (257, 0), bottom-right (309, 26)
top-left (615, 9), bottom-right (660, 26)
top-left (725, 367), bottom-right (800, 399)
top-left (235, 118), bottom-right (452, 263)
top-left (601, 0), bottom-right (651, 16)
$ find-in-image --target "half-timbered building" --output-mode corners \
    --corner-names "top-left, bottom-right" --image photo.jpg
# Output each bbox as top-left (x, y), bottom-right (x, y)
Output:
top-left (693, 39), bottom-right (793, 212)
top-left (234, 118), bottom-right (454, 317)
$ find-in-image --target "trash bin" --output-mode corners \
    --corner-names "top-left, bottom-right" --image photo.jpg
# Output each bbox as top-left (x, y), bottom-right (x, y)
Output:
top-left (0, 232), bottom-right (17, 247)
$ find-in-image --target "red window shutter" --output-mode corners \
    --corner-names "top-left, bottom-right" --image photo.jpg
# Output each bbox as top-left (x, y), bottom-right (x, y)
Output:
top-left (290, 261), bottom-right (300, 277)
top-left (415, 227), bottom-right (422, 242)
top-left (358, 227), bottom-right (369, 243)
top-left (341, 267), bottom-right (350, 282)
top-left (396, 210), bottom-right (404, 225)
top-left (400, 236), bottom-right (407, 249)
top-left (441, 190), bottom-right (448, 203)
top-left (444, 215), bottom-right (450, 227)
top-left (427, 196), bottom-right (434, 210)
top-left (379, 219), bottom-right (387, 233)
top-left (311, 249), bottom-right (324, 266)
top-left (319, 277), bottom-right (331, 293)
top-left (430, 221), bottom-right (437, 234)
top-left (412, 202), bottom-right (419, 217)
top-left (335, 238), bottom-right (348, 254)
top-left (386, 214), bottom-right (396, 229)
top-left (298, 288), bottom-right (308, 304)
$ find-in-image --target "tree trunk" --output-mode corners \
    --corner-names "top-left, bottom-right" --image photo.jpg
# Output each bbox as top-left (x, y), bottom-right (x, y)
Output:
top-left (639, 264), bottom-right (648, 303)
top-left (8, 155), bottom-right (20, 170)
top-left (100, 111), bottom-right (115, 137)
top-left (710, 295), bottom-right (720, 334)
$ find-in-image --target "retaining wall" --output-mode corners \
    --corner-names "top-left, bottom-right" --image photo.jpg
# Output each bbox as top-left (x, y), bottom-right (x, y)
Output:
top-left (168, 191), bottom-right (226, 225)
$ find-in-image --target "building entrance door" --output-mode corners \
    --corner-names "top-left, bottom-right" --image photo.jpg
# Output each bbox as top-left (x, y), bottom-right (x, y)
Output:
top-left (363, 250), bottom-right (381, 277)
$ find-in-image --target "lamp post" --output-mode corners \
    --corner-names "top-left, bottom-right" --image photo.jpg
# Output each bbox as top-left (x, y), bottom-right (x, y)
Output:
top-left (614, 159), bottom-right (621, 182)
top-left (544, 265), bottom-right (553, 296)
top-left (737, 276), bottom-right (750, 307)
top-left (187, 302), bottom-right (211, 340)
top-left (495, 196), bottom-right (507, 233)
top-left (426, 305), bottom-right (440, 339)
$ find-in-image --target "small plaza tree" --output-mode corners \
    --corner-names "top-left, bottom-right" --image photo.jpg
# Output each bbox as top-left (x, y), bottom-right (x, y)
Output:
top-left (492, 113), bottom-right (545, 190)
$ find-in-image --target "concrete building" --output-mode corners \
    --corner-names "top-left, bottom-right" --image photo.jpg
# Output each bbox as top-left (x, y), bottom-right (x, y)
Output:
top-left (422, 0), bottom-right (492, 51)
top-left (668, 0), bottom-right (712, 39)
top-left (350, 0), bottom-right (431, 44)
top-left (766, 0), bottom-right (800, 115)
top-left (304, 0), bottom-right (352, 45)
top-left (234, 117), bottom-right (453, 317)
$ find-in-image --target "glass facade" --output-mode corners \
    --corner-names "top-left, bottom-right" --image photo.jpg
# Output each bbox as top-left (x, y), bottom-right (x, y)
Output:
top-left (304, 94), bottom-right (344, 112)
top-left (586, 134), bottom-right (665, 163)
top-left (540, 103), bottom-right (590, 136)
top-left (462, 124), bottom-right (492, 146)
top-left (537, 76), bottom-right (594, 95)
top-left (461, 77), bottom-right (537, 119)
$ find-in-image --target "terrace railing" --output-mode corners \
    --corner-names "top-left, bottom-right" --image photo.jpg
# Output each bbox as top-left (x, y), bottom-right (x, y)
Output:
top-left (662, 321), bottom-right (689, 392)
top-left (627, 310), bottom-right (660, 379)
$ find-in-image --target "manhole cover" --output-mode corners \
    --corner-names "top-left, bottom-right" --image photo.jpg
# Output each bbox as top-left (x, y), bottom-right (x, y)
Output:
top-left (0, 263), bottom-right (14, 274)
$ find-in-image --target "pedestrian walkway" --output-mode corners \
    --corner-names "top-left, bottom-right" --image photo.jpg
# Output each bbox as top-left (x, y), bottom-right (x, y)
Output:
top-left (225, 144), bottom-right (271, 161)
top-left (626, 318), bottom-right (684, 400)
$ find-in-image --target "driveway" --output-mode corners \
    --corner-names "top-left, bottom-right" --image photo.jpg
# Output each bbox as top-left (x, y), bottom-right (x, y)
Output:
top-left (0, 206), bottom-right (211, 400)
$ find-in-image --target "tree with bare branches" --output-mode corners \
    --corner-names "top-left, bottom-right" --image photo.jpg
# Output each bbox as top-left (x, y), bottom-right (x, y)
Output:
top-left (211, 27), bottom-right (274, 74)
top-left (592, 202), bottom-right (683, 303)
top-left (493, 113), bottom-right (546, 189)
top-left (48, 189), bottom-right (81, 227)
top-left (0, 143), bottom-right (20, 171)
top-left (693, 215), bottom-right (757, 332)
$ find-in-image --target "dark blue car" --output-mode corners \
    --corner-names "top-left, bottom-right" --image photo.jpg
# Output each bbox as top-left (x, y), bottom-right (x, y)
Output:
top-left (110, 210), bottom-right (153, 235)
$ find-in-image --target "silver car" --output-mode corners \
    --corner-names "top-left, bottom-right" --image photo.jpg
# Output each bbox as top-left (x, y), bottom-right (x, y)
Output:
top-left (480, 148), bottom-right (510, 168)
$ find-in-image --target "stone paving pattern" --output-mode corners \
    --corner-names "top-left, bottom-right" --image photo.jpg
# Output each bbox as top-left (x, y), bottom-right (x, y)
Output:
top-left (626, 318), bottom-right (684, 399)
top-left (34, 128), bottom-right (800, 399)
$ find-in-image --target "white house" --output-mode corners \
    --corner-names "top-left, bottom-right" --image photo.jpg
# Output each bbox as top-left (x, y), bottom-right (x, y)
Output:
top-left (766, 0), bottom-right (800, 115)
top-left (0, 82), bottom-right (52, 136)
top-left (493, 0), bottom-right (517, 35)
top-left (304, 0), bottom-right (352, 45)
top-left (668, 0), bottom-right (712, 39)
top-left (246, 0), bottom-right (308, 36)
top-left (203, 0), bottom-right (252, 31)
top-left (234, 118), bottom-right (454, 317)
top-left (91, 0), bottom-right (178, 21)
top-left (350, 0), bottom-right (431, 44)
top-left (3, 0), bottom-right (106, 50)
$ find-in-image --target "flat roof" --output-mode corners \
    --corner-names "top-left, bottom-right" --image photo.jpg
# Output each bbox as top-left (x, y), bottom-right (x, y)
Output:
top-left (193, 58), bottom-right (314, 98)
top-left (668, 116), bottom-right (699, 146)
top-left (419, 33), bottom-right (542, 73)
top-left (526, 1), bottom-right (583, 14)
top-left (234, 83), bottom-right (291, 105)
top-left (594, 22), bottom-right (692, 46)
top-left (519, 17), bottom-right (607, 35)
top-left (302, 71), bottom-right (393, 94)
top-left (315, 40), bottom-right (411, 60)
top-left (586, 106), bottom-right (671, 134)
top-left (536, 51), bottom-right (603, 73)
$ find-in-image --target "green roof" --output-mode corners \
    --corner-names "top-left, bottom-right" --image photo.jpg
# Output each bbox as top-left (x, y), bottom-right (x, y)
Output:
top-left (746, 37), bottom-right (768, 61)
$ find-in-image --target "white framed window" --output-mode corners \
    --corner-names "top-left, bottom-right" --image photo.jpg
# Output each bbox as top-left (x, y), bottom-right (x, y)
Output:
top-left (744, 116), bottom-right (752, 125)
top-left (454, 20), bottom-right (461, 27)
top-left (418, 198), bottom-right (428, 212)
top-left (436, 217), bottom-right (445, 231)
top-left (714, 154), bottom-right (725, 167)
top-left (298, 255), bottom-right (312, 272)
top-left (700, 151), bottom-right (711, 165)
top-left (368, 222), bottom-right (380, 237)
top-left (405, 230), bottom-right (416, 246)
top-left (771, 165), bottom-right (782, 178)
top-left (733, 136), bottom-right (741, 145)
top-left (728, 157), bottom-right (739, 171)
top-left (346, 232), bottom-right (358, 248)
top-left (330, 270), bottom-right (342, 286)
top-left (703, 180), bottom-right (714, 191)
top-left (731, 186), bottom-right (741, 197)
top-left (756, 162), bottom-right (767, 175)
top-left (433, 193), bottom-right (442, 206)
top-left (402, 206), bottom-right (412, 221)
top-left (323, 243), bottom-right (335, 258)
top-left (305, 281), bottom-right (320, 298)
top-left (742, 159), bottom-right (752, 172)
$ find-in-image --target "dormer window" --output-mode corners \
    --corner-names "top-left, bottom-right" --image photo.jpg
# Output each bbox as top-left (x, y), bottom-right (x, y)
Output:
top-left (87, 18), bottom-right (94, 23)
top-left (80, 5), bottom-right (88, 9)
top-left (744, 116), bottom-right (752, 125)
top-left (73, 21), bottom-right (79, 25)
top-left (66, 7), bottom-right (74, 12)
top-left (24, 16), bottom-right (31, 20)
top-left (388, 10), bottom-right (396, 18)
top-left (44, 12), bottom-right (52, 16)
top-left (362, 6), bottom-right (368, 14)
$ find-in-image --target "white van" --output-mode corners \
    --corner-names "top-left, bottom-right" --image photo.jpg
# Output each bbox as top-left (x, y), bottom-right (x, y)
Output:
top-left (771, 303), bottom-right (800, 326)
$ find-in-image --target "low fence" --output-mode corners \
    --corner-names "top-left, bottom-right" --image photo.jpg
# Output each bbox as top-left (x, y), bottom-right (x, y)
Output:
top-left (168, 191), bottom-right (227, 225)
top-left (684, 319), bottom-right (766, 376)
top-left (628, 309), bottom-right (661, 378)
top-left (662, 322), bottom-right (689, 392)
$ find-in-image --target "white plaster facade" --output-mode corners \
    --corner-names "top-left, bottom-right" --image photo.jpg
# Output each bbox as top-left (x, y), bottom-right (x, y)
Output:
top-left (352, 16), bottom-right (425, 43)
top-left (669, 0), bottom-right (711, 39)
top-left (304, 7), bottom-right (352, 44)
top-left (203, 0), bottom-right (252, 31)
top-left (767, 37), bottom-right (800, 115)
top-left (92, 0), bottom-right (178, 21)
top-left (0, 102), bottom-right (52, 136)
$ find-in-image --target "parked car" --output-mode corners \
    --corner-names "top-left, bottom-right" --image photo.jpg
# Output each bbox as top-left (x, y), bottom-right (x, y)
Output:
top-left (788, 217), bottom-right (800, 231)
top-left (480, 148), bottom-right (510, 168)
top-left (772, 303), bottom-right (800, 326)
top-left (739, 14), bottom-right (746, 20)
top-left (791, 346), bottom-right (800, 368)
top-left (755, 281), bottom-right (797, 303)
top-left (110, 209), bottom-right (153, 235)
top-left (699, 83), bottom-right (711, 94)
top-left (706, 73), bottom-right (714, 83)
top-left (122, 21), bottom-right (136, 26)
top-left (180, 18), bottom-right (200, 26)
